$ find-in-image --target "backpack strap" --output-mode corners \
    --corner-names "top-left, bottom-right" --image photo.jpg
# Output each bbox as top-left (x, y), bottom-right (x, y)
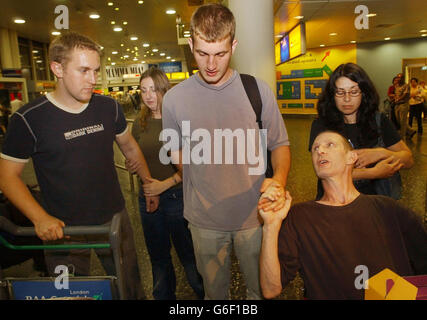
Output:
top-left (240, 73), bottom-right (263, 128)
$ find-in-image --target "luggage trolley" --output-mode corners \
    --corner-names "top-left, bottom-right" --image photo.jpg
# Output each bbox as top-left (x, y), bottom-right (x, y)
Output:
top-left (0, 213), bottom-right (126, 300)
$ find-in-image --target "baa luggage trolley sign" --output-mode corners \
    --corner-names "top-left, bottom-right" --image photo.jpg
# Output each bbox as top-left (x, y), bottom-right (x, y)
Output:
top-left (0, 214), bottom-right (126, 300)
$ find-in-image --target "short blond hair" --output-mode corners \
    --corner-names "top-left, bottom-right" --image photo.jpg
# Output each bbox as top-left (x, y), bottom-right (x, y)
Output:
top-left (48, 31), bottom-right (101, 65)
top-left (190, 3), bottom-right (235, 43)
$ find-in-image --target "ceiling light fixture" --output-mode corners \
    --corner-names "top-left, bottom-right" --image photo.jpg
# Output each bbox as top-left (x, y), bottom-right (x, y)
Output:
top-left (114, 27), bottom-right (123, 32)
top-left (123, 21), bottom-right (128, 25)
top-left (320, 44), bottom-right (325, 47)
top-left (130, 36), bottom-right (138, 41)
top-left (115, 7), bottom-right (119, 11)
top-left (152, 48), bottom-right (159, 52)
top-left (160, 53), bottom-right (166, 56)
top-left (89, 14), bottom-right (100, 19)
top-left (329, 32), bottom-right (337, 36)
top-left (143, 43), bottom-right (150, 47)
top-left (111, 21), bottom-right (116, 24)
top-left (112, 51), bottom-right (118, 54)
top-left (166, 9), bottom-right (176, 15)
top-left (350, 40), bottom-right (356, 44)
top-left (138, 1), bottom-right (144, 4)
top-left (52, 31), bottom-right (61, 36)
top-left (108, 2), bottom-right (114, 6)
top-left (14, 19), bottom-right (26, 24)
top-left (384, 37), bottom-right (391, 40)
top-left (294, 16), bottom-right (304, 20)
top-left (421, 34), bottom-right (427, 37)
top-left (420, 29), bottom-right (427, 33)
top-left (366, 13), bottom-right (377, 17)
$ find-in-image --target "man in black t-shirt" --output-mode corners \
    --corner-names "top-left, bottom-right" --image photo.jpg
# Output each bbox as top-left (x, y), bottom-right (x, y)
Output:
top-left (259, 131), bottom-right (427, 300)
top-left (0, 32), bottom-right (156, 299)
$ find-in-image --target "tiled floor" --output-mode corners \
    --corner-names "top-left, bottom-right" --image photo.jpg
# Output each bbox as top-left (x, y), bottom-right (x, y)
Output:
top-left (1, 115), bottom-right (426, 300)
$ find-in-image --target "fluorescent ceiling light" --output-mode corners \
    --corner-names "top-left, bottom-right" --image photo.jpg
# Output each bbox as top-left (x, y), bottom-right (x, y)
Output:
top-left (14, 19), bottom-right (26, 24)
top-left (89, 14), bottom-right (100, 19)
top-left (166, 9), bottom-right (176, 15)
top-left (143, 43), bottom-right (150, 47)
top-left (108, 2), bottom-right (114, 6)
top-left (52, 31), bottom-right (61, 35)
top-left (114, 27), bottom-right (123, 32)
top-left (152, 48), bottom-right (159, 52)
top-left (329, 32), bottom-right (337, 36)
top-left (294, 16), bottom-right (304, 20)
top-left (130, 36), bottom-right (138, 41)
top-left (366, 13), bottom-right (377, 17)
top-left (384, 37), bottom-right (391, 40)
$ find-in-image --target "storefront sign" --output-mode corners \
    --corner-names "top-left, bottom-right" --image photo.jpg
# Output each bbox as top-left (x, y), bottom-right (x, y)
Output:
top-left (106, 64), bottom-right (146, 82)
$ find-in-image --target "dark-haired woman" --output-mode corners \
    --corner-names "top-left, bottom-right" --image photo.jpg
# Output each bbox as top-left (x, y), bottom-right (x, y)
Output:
top-left (128, 67), bottom-right (204, 300)
top-left (309, 63), bottom-right (413, 198)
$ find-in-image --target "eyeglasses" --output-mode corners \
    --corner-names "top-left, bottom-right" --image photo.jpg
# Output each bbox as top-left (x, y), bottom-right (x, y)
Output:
top-left (335, 89), bottom-right (362, 98)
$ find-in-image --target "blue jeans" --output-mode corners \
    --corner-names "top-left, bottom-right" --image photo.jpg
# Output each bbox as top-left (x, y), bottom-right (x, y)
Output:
top-left (189, 224), bottom-right (262, 300)
top-left (139, 187), bottom-right (204, 300)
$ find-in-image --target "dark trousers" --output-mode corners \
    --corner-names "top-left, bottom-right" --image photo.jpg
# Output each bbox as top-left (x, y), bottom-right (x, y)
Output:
top-left (44, 208), bottom-right (145, 300)
top-left (409, 103), bottom-right (424, 133)
top-left (139, 188), bottom-right (204, 300)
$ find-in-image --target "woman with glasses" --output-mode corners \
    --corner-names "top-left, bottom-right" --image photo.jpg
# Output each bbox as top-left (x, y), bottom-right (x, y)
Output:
top-left (128, 67), bottom-right (204, 300)
top-left (308, 63), bottom-right (413, 198)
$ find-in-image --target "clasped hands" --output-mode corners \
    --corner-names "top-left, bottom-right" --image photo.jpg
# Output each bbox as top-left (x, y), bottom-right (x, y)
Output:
top-left (258, 178), bottom-right (292, 226)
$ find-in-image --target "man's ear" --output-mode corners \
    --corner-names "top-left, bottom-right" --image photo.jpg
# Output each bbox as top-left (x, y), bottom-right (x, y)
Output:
top-left (231, 39), bottom-right (238, 54)
top-left (188, 37), bottom-right (194, 53)
top-left (50, 61), bottom-right (64, 79)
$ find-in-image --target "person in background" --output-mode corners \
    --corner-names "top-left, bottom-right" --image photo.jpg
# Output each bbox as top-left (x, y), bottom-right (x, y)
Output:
top-left (394, 74), bottom-right (416, 139)
top-left (128, 67), bottom-right (204, 300)
top-left (309, 63), bottom-right (413, 199)
top-left (418, 80), bottom-right (427, 122)
top-left (387, 76), bottom-right (400, 129)
top-left (409, 77), bottom-right (424, 135)
top-left (259, 130), bottom-right (427, 300)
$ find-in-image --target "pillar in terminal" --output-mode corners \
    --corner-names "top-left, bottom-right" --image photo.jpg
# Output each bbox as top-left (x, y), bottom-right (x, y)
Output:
top-left (0, 28), bottom-right (21, 70)
top-left (228, 0), bottom-right (276, 95)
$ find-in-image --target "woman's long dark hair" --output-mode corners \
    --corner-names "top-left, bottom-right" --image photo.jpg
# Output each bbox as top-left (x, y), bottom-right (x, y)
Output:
top-left (317, 63), bottom-right (380, 147)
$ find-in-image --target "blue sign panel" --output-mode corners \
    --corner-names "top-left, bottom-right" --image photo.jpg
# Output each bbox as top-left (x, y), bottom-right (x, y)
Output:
top-left (11, 279), bottom-right (113, 300)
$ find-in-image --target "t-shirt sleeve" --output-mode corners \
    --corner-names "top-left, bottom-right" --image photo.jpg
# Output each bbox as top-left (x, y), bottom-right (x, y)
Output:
top-left (131, 116), bottom-right (141, 142)
top-left (0, 113), bottom-right (35, 162)
top-left (114, 101), bottom-right (128, 135)
top-left (393, 202), bottom-right (427, 274)
top-left (257, 79), bottom-right (290, 151)
top-left (278, 208), bottom-right (301, 288)
top-left (161, 91), bottom-right (182, 151)
top-left (380, 113), bottom-right (401, 146)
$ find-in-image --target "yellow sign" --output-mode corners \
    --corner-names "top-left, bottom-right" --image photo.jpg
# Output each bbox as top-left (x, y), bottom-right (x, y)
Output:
top-left (365, 268), bottom-right (418, 300)
top-left (276, 43), bottom-right (356, 114)
top-left (289, 24), bottom-right (301, 59)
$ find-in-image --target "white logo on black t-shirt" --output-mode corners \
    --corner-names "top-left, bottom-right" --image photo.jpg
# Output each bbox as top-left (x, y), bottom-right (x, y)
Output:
top-left (64, 124), bottom-right (104, 140)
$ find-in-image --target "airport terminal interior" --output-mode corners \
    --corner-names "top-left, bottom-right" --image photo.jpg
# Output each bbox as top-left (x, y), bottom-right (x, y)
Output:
top-left (0, 0), bottom-right (426, 300)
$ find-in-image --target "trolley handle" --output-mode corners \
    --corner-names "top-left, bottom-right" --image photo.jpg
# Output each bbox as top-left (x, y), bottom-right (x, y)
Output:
top-left (0, 215), bottom-right (119, 237)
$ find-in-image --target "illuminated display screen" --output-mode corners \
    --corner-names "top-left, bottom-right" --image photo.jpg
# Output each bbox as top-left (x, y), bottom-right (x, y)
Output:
top-left (289, 25), bottom-right (302, 59)
top-left (275, 22), bottom-right (306, 65)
